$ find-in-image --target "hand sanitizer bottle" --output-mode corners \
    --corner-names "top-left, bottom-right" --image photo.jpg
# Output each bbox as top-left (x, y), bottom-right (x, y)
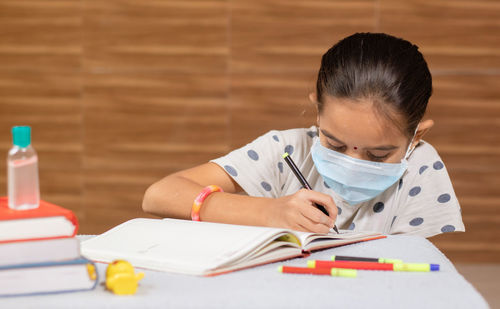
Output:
top-left (7, 126), bottom-right (40, 210)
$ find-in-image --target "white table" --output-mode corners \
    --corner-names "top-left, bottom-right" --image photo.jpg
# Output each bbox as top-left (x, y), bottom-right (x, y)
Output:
top-left (0, 235), bottom-right (489, 309)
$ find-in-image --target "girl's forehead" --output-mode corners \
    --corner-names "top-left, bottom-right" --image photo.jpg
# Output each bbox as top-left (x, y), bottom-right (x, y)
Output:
top-left (318, 97), bottom-right (408, 147)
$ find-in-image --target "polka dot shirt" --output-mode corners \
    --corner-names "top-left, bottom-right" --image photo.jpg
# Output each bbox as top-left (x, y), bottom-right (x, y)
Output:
top-left (210, 126), bottom-right (465, 238)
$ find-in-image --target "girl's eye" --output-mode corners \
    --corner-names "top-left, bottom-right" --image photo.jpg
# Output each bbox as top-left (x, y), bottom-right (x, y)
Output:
top-left (328, 143), bottom-right (346, 152)
top-left (367, 152), bottom-right (390, 162)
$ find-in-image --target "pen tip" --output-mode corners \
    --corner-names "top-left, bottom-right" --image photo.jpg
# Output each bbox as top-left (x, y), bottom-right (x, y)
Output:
top-left (282, 153), bottom-right (289, 158)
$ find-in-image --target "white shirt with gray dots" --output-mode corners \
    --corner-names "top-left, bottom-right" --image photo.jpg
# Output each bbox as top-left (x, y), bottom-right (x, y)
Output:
top-left (210, 126), bottom-right (465, 238)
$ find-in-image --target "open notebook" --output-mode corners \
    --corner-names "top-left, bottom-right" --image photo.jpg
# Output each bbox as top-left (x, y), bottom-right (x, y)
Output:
top-left (81, 218), bottom-right (385, 276)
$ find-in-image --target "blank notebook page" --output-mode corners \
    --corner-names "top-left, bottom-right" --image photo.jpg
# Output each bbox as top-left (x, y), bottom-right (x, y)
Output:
top-left (81, 218), bottom-right (290, 274)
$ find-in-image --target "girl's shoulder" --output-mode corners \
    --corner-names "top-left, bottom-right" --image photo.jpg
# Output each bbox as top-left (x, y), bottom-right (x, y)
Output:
top-left (408, 140), bottom-right (445, 169)
top-left (405, 140), bottom-right (451, 185)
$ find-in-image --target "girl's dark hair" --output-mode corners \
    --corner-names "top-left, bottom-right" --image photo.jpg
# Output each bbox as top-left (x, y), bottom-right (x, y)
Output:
top-left (316, 32), bottom-right (432, 138)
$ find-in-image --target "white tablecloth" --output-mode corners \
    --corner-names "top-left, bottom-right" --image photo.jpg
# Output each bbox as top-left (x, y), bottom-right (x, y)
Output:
top-left (0, 235), bottom-right (489, 309)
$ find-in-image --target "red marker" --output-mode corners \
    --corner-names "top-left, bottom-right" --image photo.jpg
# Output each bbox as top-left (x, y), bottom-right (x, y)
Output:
top-left (277, 265), bottom-right (357, 277)
top-left (307, 260), bottom-right (439, 272)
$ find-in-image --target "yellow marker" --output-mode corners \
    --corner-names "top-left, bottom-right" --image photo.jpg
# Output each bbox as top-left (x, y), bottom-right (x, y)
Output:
top-left (106, 260), bottom-right (145, 295)
top-left (393, 263), bottom-right (440, 272)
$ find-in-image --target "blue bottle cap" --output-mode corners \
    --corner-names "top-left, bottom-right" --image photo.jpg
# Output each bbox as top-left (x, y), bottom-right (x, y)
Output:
top-left (12, 126), bottom-right (31, 148)
top-left (430, 264), bottom-right (440, 271)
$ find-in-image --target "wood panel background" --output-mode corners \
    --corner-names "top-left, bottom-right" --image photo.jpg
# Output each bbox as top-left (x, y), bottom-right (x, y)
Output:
top-left (0, 0), bottom-right (498, 263)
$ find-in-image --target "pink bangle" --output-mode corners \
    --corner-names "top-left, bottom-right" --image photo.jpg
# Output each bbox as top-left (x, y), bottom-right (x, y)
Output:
top-left (191, 185), bottom-right (223, 221)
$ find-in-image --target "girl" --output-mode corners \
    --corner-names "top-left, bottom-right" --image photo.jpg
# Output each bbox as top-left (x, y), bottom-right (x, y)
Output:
top-left (142, 33), bottom-right (464, 238)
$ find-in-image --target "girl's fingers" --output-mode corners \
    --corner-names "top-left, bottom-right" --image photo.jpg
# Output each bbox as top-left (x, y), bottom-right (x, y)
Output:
top-left (297, 189), bottom-right (338, 224)
top-left (310, 194), bottom-right (338, 221)
top-left (296, 214), bottom-right (331, 234)
top-left (298, 202), bottom-right (334, 227)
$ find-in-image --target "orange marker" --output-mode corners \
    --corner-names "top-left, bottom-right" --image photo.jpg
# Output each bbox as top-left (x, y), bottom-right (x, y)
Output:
top-left (277, 265), bottom-right (357, 277)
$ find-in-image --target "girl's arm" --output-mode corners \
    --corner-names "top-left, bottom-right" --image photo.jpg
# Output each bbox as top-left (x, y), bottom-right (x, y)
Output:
top-left (142, 162), bottom-right (338, 233)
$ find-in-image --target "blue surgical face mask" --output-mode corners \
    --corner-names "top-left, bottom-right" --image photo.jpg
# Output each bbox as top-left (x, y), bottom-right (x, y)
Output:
top-left (311, 130), bottom-right (417, 205)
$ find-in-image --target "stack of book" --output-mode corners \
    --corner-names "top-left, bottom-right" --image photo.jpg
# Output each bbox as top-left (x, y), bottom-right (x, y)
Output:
top-left (0, 197), bottom-right (98, 297)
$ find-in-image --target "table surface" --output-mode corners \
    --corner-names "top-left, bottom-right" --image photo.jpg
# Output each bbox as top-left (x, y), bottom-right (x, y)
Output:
top-left (0, 235), bottom-right (489, 309)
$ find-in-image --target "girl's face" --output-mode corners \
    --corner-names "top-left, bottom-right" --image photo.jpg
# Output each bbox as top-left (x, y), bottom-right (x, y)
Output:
top-left (316, 95), bottom-right (412, 164)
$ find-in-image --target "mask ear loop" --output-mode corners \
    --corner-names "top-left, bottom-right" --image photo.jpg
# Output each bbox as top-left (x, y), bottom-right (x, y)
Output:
top-left (404, 125), bottom-right (420, 160)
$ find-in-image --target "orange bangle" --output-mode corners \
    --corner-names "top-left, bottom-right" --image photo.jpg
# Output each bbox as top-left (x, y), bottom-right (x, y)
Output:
top-left (191, 185), bottom-right (223, 221)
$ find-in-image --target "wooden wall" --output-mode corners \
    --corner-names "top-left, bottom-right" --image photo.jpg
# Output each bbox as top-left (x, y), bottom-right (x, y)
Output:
top-left (0, 0), bottom-right (498, 262)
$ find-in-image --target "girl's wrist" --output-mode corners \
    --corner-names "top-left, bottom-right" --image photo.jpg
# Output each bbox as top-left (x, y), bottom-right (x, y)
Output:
top-left (258, 197), bottom-right (279, 228)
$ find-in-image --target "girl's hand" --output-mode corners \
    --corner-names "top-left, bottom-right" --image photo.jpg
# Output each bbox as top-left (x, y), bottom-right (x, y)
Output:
top-left (266, 189), bottom-right (338, 233)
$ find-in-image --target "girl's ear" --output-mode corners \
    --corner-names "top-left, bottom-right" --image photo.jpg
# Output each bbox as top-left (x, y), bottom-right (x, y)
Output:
top-left (412, 119), bottom-right (434, 148)
top-left (309, 92), bottom-right (320, 125)
top-left (309, 92), bottom-right (317, 103)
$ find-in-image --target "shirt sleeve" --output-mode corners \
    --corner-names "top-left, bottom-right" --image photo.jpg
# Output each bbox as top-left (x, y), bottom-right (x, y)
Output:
top-left (210, 130), bottom-right (294, 198)
top-left (389, 154), bottom-right (465, 238)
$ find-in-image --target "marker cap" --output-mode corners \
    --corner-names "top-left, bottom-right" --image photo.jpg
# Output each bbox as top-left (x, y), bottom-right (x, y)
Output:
top-left (331, 268), bottom-right (357, 278)
top-left (379, 258), bottom-right (403, 264)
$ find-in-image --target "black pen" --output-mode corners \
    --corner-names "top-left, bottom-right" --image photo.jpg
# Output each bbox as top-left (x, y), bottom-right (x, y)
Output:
top-left (282, 152), bottom-right (339, 234)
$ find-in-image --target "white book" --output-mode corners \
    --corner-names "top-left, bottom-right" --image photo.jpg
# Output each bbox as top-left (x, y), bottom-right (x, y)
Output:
top-left (0, 238), bottom-right (80, 267)
top-left (0, 258), bottom-right (98, 297)
top-left (81, 218), bottom-right (384, 276)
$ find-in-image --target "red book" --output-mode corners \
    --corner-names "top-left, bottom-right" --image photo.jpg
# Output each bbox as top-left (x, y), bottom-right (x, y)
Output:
top-left (0, 197), bottom-right (78, 244)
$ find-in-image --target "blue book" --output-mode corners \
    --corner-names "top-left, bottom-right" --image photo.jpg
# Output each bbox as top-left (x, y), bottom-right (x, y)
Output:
top-left (0, 257), bottom-right (98, 297)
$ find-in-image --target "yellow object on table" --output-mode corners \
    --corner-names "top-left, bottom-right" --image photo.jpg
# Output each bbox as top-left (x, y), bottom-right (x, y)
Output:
top-left (105, 260), bottom-right (144, 295)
